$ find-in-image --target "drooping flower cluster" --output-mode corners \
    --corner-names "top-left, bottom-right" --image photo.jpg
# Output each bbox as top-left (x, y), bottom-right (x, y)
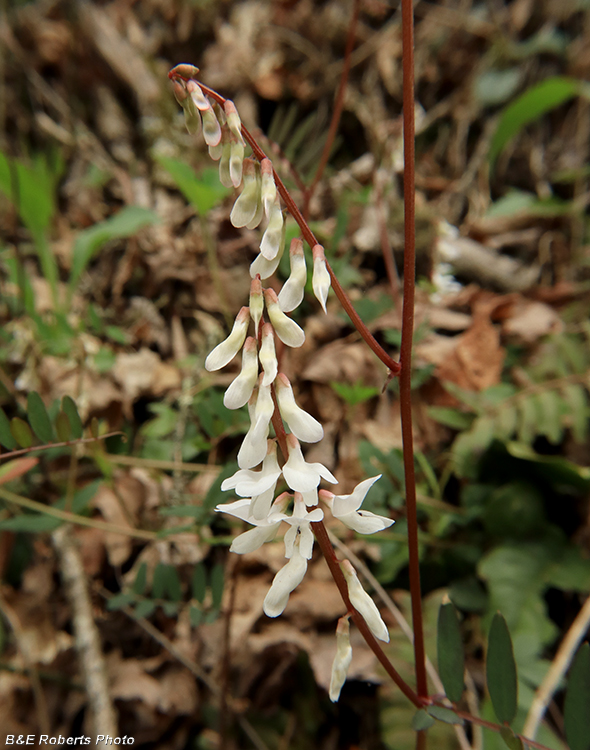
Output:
top-left (170, 64), bottom-right (395, 701)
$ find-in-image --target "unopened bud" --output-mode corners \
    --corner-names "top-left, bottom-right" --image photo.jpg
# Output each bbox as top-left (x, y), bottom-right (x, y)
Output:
top-left (224, 100), bottom-right (245, 146)
top-left (312, 244), bottom-right (331, 313)
top-left (264, 289), bottom-right (305, 348)
top-left (259, 324), bottom-right (278, 386)
top-left (249, 276), bottom-right (264, 338)
top-left (329, 617), bottom-right (353, 702)
top-left (260, 159), bottom-right (277, 217)
top-left (278, 239), bottom-right (306, 312)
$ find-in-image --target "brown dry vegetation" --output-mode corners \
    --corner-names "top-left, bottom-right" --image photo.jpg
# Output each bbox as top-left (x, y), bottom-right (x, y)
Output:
top-left (1, 1), bottom-right (590, 749)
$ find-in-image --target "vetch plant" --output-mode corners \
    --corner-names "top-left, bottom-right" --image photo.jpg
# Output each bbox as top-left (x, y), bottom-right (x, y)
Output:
top-left (167, 4), bottom-right (590, 741)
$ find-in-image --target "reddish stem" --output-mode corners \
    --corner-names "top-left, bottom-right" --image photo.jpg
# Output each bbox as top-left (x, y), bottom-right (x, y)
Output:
top-left (196, 81), bottom-right (400, 378)
top-left (399, 0), bottom-right (428, 698)
top-left (303, 0), bottom-right (360, 218)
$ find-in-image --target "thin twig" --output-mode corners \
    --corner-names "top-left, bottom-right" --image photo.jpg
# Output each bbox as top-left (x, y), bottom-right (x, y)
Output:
top-left (399, 0), bottom-right (428, 699)
top-left (0, 431), bottom-right (125, 462)
top-left (52, 526), bottom-right (117, 740)
top-left (523, 593), bottom-right (590, 739)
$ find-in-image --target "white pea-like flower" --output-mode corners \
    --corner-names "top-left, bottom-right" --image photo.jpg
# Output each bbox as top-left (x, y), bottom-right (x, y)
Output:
top-left (276, 374), bottom-right (323, 443)
top-left (259, 324), bottom-right (278, 386)
top-left (230, 159), bottom-right (262, 228)
top-left (283, 493), bottom-right (323, 560)
top-left (224, 100), bottom-right (245, 146)
top-left (260, 200), bottom-right (285, 261)
top-left (282, 434), bottom-right (337, 493)
top-left (205, 307), bottom-right (250, 371)
top-left (237, 379), bottom-right (275, 469)
top-left (187, 80), bottom-right (211, 111)
top-left (222, 441), bottom-right (281, 498)
top-left (329, 617), bottom-right (353, 702)
top-left (218, 140), bottom-right (233, 187)
top-left (312, 244), bottom-right (331, 313)
top-left (260, 159), bottom-right (277, 217)
top-left (223, 337), bottom-right (259, 409)
top-left (278, 239), bottom-right (307, 313)
top-left (229, 138), bottom-right (245, 188)
top-left (341, 560), bottom-right (389, 643)
top-left (250, 233), bottom-right (285, 279)
top-left (249, 276), bottom-right (264, 338)
top-left (202, 107), bottom-right (222, 147)
top-left (264, 289), bottom-right (305, 348)
top-left (320, 476), bottom-right (394, 534)
top-left (216, 493), bottom-right (290, 554)
top-left (263, 543), bottom-right (308, 618)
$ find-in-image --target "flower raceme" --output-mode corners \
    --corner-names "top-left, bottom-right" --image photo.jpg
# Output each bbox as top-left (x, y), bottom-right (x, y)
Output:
top-left (170, 63), bottom-right (394, 702)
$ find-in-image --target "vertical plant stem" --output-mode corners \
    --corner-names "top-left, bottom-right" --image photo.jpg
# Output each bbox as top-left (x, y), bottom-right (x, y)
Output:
top-left (400, 0), bottom-right (428, 699)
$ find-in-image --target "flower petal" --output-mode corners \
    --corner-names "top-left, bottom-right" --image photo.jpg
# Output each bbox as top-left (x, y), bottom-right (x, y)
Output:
top-left (329, 617), bottom-right (353, 702)
top-left (230, 524), bottom-right (280, 554)
top-left (259, 324), bottom-right (278, 386)
top-left (250, 244), bottom-right (284, 280)
top-left (282, 434), bottom-right (337, 492)
top-left (223, 337), bottom-right (258, 409)
top-left (278, 239), bottom-right (307, 313)
top-left (342, 560), bottom-right (389, 642)
top-left (260, 202), bottom-right (285, 261)
top-left (205, 307), bottom-right (250, 371)
top-left (331, 475), bottom-right (382, 516)
top-left (312, 244), bottom-right (331, 313)
top-left (263, 548), bottom-right (308, 618)
top-left (338, 509), bottom-right (394, 535)
top-left (237, 382), bottom-right (274, 469)
top-left (276, 374), bottom-right (323, 443)
top-left (264, 289), bottom-right (305, 348)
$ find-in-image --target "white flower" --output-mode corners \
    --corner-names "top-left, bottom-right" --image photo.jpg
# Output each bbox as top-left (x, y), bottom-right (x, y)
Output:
top-left (237, 380), bottom-right (275, 469)
top-left (216, 493), bottom-right (289, 555)
top-left (283, 493), bottom-right (323, 559)
top-left (201, 107), bottom-right (222, 147)
top-left (329, 617), bottom-right (353, 702)
top-left (224, 100), bottom-right (244, 146)
top-left (321, 476), bottom-right (394, 534)
top-left (264, 289), bottom-right (305, 348)
top-left (312, 244), bottom-right (331, 313)
top-left (218, 140), bottom-right (233, 187)
top-left (260, 200), bottom-right (285, 261)
top-left (263, 543), bottom-right (308, 618)
top-left (260, 159), bottom-right (277, 217)
top-left (250, 241), bottom-right (284, 280)
top-left (249, 276), bottom-right (264, 338)
top-left (230, 159), bottom-right (262, 228)
top-left (222, 441), bottom-right (281, 499)
top-left (282, 434), bottom-right (337, 493)
top-left (278, 239), bottom-right (307, 313)
top-left (187, 80), bottom-right (211, 111)
top-left (341, 560), bottom-right (389, 643)
top-left (205, 307), bottom-right (250, 371)
top-left (276, 374), bottom-right (323, 443)
top-left (259, 324), bottom-right (278, 386)
top-left (229, 138), bottom-right (245, 188)
top-left (223, 337), bottom-right (258, 409)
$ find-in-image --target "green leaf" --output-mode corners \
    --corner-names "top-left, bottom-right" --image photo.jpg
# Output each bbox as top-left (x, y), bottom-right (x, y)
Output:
top-left (474, 67), bottom-right (525, 107)
top-left (500, 727), bottom-right (524, 750)
top-left (516, 397), bottom-right (537, 445)
top-left (562, 384), bottom-right (588, 444)
top-left (156, 157), bottom-right (229, 215)
top-left (133, 599), bottom-right (157, 620)
top-left (132, 563), bottom-right (148, 596)
top-left (192, 564), bottom-right (207, 604)
top-left (54, 411), bottom-right (71, 442)
top-left (162, 601), bottom-right (179, 617)
top-left (564, 643), bottom-right (590, 750)
top-left (494, 406), bottom-right (518, 441)
top-left (70, 206), bottom-right (159, 291)
top-left (210, 562), bottom-right (224, 610)
top-left (107, 592), bottom-right (135, 611)
top-left (425, 705), bottom-right (464, 725)
top-left (487, 612), bottom-right (518, 725)
top-left (437, 603), bottom-right (465, 702)
top-left (61, 396), bottom-right (83, 440)
top-left (411, 709), bottom-right (436, 731)
top-left (10, 417), bottom-right (34, 449)
top-left (0, 408), bottom-right (17, 450)
top-left (152, 563), bottom-right (182, 602)
top-left (534, 391), bottom-right (563, 445)
top-left (490, 77), bottom-right (584, 167)
top-left (189, 605), bottom-right (203, 627)
top-left (428, 406), bottom-right (473, 430)
top-left (331, 380), bottom-right (380, 406)
top-left (27, 392), bottom-right (54, 443)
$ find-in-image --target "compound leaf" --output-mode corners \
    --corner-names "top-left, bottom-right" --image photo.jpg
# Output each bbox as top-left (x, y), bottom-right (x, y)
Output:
top-left (437, 602), bottom-right (465, 702)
